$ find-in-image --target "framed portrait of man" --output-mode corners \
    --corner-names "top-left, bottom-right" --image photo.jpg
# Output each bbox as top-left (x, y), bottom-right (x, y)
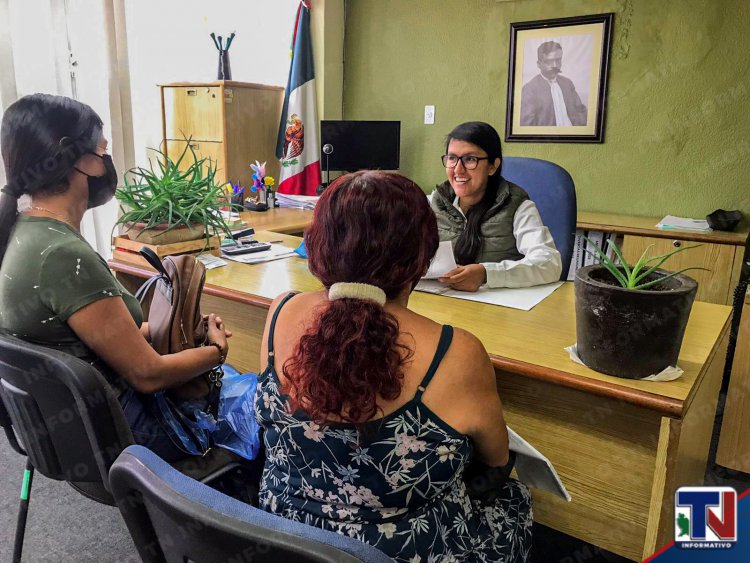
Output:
top-left (505, 13), bottom-right (614, 143)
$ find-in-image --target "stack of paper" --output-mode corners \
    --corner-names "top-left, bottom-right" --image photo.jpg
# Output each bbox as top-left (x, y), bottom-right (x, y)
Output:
top-left (656, 215), bottom-right (712, 232)
top-left (221, 243), bottom-right (297, 264)
top-left (276, 194), bottom-right (319, 210)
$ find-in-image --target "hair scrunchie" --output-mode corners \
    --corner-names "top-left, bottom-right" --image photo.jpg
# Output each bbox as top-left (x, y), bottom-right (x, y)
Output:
top-left (1, 185), bottom-right (20, 199)
top-left (328, 282), bottom-right (387, 307)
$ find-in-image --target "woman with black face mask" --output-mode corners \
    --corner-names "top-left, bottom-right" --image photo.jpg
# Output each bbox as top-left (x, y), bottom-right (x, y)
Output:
top-left (0, 94), bottom-right (231, 462)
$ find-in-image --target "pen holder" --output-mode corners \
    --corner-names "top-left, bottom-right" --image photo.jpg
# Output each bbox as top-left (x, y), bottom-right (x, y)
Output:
top-left (217, 50), bottom-right (232, 80)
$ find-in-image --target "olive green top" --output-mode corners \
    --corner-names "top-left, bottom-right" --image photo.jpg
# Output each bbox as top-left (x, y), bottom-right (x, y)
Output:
top-left (430, 178), bottom-right (529, 264)
top-left (0, 216), bottom-right (142, 386)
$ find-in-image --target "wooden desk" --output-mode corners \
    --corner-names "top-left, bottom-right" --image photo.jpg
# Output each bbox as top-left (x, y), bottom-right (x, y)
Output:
top-left (110, 231), bottom-right (731, 561)
top-left (240, 207), bottom-right (314, 236)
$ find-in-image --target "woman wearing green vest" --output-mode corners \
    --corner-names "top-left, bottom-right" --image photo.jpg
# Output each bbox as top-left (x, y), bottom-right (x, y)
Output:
top-left (0, 94), bottom-right (231, 461)
top-left (430, 121), bottom-right (562, 291)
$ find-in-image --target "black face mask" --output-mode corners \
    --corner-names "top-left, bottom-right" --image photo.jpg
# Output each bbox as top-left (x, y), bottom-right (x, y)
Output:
top-left (75, 153), bottom-right (118, 209)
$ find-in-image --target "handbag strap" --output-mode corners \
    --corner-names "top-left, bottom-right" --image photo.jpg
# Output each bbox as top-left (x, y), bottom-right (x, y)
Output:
top-left (134, 274), bottom-right (160, 304)
top-left (139, 246), bottom-right (170, 278)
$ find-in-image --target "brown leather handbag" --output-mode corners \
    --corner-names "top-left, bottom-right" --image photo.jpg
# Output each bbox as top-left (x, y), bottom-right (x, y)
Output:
top-left (135, 247), bottom-right (223, 413)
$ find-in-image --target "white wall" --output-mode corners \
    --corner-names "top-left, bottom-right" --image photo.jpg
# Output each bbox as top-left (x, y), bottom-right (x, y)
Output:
top-left (124, 0), bottom-right (299, 168)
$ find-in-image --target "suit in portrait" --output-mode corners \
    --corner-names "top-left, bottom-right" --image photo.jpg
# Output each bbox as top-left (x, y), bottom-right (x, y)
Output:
top-left (520, 74), bottom-right (588, 126)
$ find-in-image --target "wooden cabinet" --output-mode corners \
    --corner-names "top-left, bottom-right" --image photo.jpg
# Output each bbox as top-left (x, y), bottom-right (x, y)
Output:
top-left (622, 235), bottom-right (737, 305)
top-left (578, 211), bottom-right (749, 306)
top-left (160, 81), bottom-right (284, 190)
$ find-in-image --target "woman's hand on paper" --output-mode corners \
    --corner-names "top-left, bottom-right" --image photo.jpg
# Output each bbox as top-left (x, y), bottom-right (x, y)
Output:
top-left (438, 264), bottom-right (487, 292)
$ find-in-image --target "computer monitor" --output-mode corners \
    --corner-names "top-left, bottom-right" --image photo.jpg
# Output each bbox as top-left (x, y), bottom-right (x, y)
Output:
top-left (320, 120), bottom-right (400, 171)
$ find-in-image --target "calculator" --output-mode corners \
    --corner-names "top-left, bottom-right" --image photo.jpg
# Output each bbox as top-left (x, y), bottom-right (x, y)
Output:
top-left (221, 240), bottom-right (272, 256)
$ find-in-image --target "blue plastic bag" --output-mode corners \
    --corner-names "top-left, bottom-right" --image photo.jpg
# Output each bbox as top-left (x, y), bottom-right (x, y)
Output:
top-left (193, 364), bottom-right (262, 460)
top-left (294, 239), bottom-right (307, 258)
top-left (153, 392), bottom-right (211, 456)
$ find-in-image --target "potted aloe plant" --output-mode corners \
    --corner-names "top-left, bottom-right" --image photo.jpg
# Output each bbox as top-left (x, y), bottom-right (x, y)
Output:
top-left (574, 239), bottom-right (702, 379)
top-left (115, 142), bottom-right (235, 245)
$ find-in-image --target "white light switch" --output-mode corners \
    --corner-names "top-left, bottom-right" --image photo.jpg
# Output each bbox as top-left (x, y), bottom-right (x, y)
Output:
top-left (424, 105), bottom-right (435, 125)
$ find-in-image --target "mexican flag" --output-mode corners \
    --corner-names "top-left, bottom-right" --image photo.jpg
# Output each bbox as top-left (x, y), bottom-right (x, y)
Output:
top-left (275, 1), bottom-right (321, 196)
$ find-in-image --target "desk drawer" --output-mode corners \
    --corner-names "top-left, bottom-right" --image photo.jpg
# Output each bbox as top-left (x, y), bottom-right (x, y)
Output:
top-left (622, 235), bottom-right (735, 304)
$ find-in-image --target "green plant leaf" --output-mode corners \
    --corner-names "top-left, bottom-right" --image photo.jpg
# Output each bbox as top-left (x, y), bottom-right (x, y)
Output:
top-left (605, 238), bottom-right (631, 279)
top-left (113, 136), bottom-right (232, 241)
top-left (627, 243), bottom-right (655, 287)
top-left (632, 244), bottom-right (703, 285)
top-left (581, 236), bottom-right (629, 288)
top-left (631, 267), bottom-right (708, 290)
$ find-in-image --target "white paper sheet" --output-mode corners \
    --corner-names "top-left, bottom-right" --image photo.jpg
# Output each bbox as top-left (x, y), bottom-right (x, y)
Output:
top-left (414, 280), bottom-right (564, 311)
top-left (221, 244), bottom-right (297, 264)
top-left (656, 215), bottom-right (712, 232)
top-left (565, 344), bottom-right (684, 381)
top-left (508, 427), bottom-right (571, 501)
top-left (196, 253), bottom-right (228, 270)
top-left (422, 241), bottom-right (457, 279)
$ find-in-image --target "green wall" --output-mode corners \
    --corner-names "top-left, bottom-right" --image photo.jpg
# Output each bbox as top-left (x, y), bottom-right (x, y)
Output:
top-left (343, 0), bottom-right (750, 219)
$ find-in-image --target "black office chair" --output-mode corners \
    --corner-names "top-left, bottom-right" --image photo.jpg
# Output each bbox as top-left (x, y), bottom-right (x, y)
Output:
top-left (110, 445), bottom-right (393, 563)
top-left (0, 333), bottom-right (244, 562)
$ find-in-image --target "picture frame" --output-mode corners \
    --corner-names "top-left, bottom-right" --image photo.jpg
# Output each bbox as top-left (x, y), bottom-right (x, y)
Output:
top-left (505, 13), bottom-right (614, 143)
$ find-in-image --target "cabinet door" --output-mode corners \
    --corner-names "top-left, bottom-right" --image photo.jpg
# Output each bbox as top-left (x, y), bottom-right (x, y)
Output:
top-left (621, 235), bottom-right (735, 304)
top-left (164, 86), bottom-right (223, 142)
top-left (165, 140), bottom-right (226, 186)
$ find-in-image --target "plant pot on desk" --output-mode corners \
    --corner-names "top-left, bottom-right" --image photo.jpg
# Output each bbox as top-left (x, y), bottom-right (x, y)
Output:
top-left (123, 222), bottom-right (205, 245)
top-left (112, 232), bottom-right (221, 269)
top-left (574, 264), bottom-right (698, 379)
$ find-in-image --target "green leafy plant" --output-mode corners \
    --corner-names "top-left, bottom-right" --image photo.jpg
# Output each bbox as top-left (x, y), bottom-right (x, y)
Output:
top-left (583, 236), bottom-right (705, 290)
top-left (114, 141), bottom-right (238, 244)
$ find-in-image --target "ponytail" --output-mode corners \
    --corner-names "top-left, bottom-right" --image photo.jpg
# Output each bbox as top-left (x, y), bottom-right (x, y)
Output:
top-left (282, 171), bottom-right (439, 425)
top-left (283, 299), bottom-right (410, 424)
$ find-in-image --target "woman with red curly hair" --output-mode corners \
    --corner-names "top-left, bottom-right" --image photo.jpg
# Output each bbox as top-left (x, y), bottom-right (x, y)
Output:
top-left (255, 171), bottom-right (532, 562)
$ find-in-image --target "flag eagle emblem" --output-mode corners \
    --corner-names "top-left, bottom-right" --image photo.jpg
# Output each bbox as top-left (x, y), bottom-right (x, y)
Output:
top-left (283, 113), bottom-right (304, 163)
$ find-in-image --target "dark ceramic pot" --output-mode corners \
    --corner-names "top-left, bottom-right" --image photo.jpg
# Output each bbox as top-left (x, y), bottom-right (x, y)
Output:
top-left (574, 264), bottom-right (698, 379)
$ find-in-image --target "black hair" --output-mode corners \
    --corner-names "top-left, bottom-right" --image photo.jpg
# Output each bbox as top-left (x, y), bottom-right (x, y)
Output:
top-left (538, 41), bottom-right (563, 61)
top-left (445, 121), bottom-right (503, 265)
top-left (0, 94), bottom-right (102, 265)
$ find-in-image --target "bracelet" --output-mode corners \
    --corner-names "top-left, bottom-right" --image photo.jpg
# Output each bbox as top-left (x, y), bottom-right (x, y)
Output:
top-left (205, 340), bottom-right (227, 364)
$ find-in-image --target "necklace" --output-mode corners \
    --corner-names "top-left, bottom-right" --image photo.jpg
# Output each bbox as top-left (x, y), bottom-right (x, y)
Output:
top-left (28, 206), bottom-right (75, 226)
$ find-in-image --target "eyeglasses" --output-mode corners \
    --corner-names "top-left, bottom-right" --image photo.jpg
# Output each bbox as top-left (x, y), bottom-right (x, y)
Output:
top-left (441, 154), bottom-right (490, 170)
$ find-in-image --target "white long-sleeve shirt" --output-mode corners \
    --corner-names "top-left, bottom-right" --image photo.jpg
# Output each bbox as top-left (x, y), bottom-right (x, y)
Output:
top-left (429, 192), bottom-right (562, 288)
top-left (545, 77), bottom-right (573, 127)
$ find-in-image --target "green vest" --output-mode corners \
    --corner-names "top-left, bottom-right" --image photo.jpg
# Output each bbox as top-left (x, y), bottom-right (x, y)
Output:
top-left (430, 178), bottom-right (529, 264)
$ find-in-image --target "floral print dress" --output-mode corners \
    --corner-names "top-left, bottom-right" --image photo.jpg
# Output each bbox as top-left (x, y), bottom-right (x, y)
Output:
top-left (255, 293), bottom-right (533, 562)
